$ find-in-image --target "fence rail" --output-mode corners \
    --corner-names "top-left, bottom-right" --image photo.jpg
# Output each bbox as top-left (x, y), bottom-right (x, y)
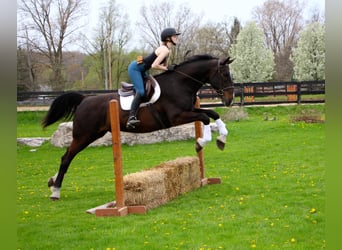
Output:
top-left (17, 80), bottom-right (325, 107)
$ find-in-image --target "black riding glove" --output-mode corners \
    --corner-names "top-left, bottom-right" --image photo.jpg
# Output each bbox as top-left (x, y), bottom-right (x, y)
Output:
top-left (167, 64), bottom-right (177, 71)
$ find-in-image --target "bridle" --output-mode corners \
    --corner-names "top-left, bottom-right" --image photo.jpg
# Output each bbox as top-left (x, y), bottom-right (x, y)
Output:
top-left (174, 59), bottom-right (234, 96)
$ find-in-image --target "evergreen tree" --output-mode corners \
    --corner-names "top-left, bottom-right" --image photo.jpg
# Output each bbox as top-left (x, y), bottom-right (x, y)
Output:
top-left (229, 22), bottom-right (274, 83)
top-left (291, 22), bottom-right (325, 81)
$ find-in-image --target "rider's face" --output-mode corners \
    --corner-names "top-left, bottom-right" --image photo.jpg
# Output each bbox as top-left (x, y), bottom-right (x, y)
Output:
top-left (171, 35), bottom-right (179, 45)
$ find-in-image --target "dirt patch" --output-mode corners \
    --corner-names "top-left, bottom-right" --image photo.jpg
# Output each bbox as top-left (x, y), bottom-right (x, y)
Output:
top-left (290, 109), bottom-right (325, 123)
top-left (17, 106), bottom-right (49, 111)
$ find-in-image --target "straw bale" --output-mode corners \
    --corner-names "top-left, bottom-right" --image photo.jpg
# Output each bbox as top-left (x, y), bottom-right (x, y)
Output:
top-left (123, 156), bottom-right (201, 210)
top-left (123, 169), bottom-right (167, 209)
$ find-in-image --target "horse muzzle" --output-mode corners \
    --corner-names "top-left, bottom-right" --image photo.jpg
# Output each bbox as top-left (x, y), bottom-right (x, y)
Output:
top-left (221, 89), bottom-right (234, 106)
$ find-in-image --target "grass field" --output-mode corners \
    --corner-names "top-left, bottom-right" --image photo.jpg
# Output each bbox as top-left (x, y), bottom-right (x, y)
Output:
top-left (17, 104), bottom-right (325, 249)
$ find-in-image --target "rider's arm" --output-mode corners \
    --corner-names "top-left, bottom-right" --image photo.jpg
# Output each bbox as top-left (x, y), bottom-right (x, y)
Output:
top-left (151, 46), bottom-right (169, 71)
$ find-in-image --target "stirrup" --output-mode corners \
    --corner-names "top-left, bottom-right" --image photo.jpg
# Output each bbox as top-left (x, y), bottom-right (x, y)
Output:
top-left (126, 116), bottom-right (140, 129)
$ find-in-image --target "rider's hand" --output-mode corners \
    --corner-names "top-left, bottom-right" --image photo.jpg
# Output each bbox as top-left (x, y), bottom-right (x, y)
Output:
top-left (167, 64), bottom-right (177, 71)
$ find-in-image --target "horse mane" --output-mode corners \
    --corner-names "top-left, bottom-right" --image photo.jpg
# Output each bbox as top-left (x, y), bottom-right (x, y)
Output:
top-left (155, 54), bottom-right (218, 77)
top-left (179, 54), bottom-right (217, 65)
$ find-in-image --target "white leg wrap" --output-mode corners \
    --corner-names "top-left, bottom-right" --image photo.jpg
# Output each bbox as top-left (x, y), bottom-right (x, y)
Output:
top-left (203, 124), bottom-right (212, 141)
top-left (197, 137), bottom-right (206, 148)
top-left (196, 124), bottom-right (212, 148)
top-left (50, 186), bottom-right (61, 199)
top-left (215, 118), bottom-right (228, 136)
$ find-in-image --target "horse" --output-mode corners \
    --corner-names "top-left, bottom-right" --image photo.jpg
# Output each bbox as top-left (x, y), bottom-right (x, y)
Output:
top-left (42, 54), bottom-right (234, 200)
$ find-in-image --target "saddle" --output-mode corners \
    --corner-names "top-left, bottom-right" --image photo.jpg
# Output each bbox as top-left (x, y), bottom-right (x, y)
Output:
top-left (118, 75), bottom-right (156, 99)
top-left (118, 75), bottom-right (161, 110)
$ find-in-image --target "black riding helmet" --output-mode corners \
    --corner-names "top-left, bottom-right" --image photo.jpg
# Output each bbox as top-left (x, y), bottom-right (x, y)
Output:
top-left (161, 28), bottom-right (181, 42)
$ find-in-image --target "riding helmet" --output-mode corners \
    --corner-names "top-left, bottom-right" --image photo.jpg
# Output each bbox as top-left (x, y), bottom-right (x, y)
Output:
top-left (161, 28), bottom-right (181, 41)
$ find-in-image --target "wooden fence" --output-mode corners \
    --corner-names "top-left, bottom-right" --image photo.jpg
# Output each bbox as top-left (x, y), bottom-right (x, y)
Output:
top-left (199, 80), bottom-right (325, 107)
top-left (17, 80), bottom-right (325, 108)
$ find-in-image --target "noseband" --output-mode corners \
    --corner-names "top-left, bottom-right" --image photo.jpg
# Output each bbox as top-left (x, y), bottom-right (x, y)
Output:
top-left (174, 59), bottom-right (234, 96)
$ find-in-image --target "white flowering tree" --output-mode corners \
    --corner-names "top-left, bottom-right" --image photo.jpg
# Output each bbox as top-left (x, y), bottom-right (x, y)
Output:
top-left (291, 22), bottom-right (325, 81)
top-left (229, 22), bottom-right (274, 83)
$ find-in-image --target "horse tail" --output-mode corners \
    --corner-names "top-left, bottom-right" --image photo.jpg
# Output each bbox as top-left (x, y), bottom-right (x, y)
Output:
top-left (42, 92), bottom-right (85, 128)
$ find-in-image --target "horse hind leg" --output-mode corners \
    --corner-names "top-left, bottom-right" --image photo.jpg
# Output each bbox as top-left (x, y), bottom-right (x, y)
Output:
top-left (48, 173), bottom-right (57, 187)
top-left (48, 173), bottom-right (59, 200)
top-left (48, 138), bottom-right (90, 200)
top-left (48, 149), bottom-right (75, 200)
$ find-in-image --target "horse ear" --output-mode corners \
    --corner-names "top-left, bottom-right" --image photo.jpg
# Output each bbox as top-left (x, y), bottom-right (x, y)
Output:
top-left (184, 50), bottom-right (192, 60)
top-left (221, 57), bottom-right (235, 65)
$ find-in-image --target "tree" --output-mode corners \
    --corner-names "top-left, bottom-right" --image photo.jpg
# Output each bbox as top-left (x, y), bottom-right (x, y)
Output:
top-left (17, 0), bottom-right (85, 90)
top-left (137, 1), bottom-right (202, 64)
top-left (307, 3), bottom-right (325, 24)
top-left (17, 47), bottom-right (33, 92)
top-left (253, 0), bottom-right (304, 81)
top-left (291, 22), bottom-right (325, 81)
top-left (229, 22), bottom-right (274, 83)
top-left (192, 23), bottom-right (224, 57)
top-left (226, 17), bottom-right (242, 47)
top-left (100, 0), bottom-right (130, 89)
top-left (81, 0), bottom-right (131, 90)
top-left (17, 27), bottom-right (37, 91)
top-left (191, 17), bottom-right (241, 57)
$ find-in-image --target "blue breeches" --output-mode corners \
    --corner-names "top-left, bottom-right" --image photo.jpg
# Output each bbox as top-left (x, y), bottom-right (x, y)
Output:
top-left (128, 61), bottom-right (146, 96)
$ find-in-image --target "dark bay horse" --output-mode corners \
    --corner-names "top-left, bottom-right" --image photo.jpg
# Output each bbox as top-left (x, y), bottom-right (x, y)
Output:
top-left (42, 54), bottom-right (234, 199)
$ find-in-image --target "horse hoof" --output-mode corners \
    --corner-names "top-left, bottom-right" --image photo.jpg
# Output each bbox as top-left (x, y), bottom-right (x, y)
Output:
top-left (195, 142), bottom-right (203, 153)
top-left (216, 139), bottom-right (225, 151)
top-left (50, 196), bottom-right (60, 201)
top-left (47, 178), bottom-right (54, 187)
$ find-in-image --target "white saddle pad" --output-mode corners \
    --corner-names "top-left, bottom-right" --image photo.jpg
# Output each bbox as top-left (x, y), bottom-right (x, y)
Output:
top-left (119, 82), bottom-right (161, 111)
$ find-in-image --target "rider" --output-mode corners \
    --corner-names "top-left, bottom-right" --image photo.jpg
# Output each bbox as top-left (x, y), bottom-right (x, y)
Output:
top-left (126, 27), bottom-right (181, 129)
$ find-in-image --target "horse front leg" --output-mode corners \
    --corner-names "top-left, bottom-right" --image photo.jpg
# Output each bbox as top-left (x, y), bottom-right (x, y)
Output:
top-left (195, 123), bottom-right (212, 152)
top-left (194, 108), bottom-right (229, 150)
top-left (173, 111), bottom-right (212, 152)
top-left (214, 118), bottom-right (228, 150)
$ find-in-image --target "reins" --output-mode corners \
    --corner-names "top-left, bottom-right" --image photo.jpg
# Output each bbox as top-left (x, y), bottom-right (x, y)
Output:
top-left (173, 69), bottom-right (205, 85)
top-left (173, 59), bottom-right (234, 96)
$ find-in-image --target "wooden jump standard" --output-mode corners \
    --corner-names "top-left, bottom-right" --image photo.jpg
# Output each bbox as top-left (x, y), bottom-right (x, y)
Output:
top-left (87, 97), bottom-right (221, 217)
top-left (194, 97), bottom-right (222, 186)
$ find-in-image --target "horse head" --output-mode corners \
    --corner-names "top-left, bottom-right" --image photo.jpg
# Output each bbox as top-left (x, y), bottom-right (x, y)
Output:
top-left (171, 55), bottom-right (235, 107)
top-left (208, 56), bottom-right (235, 106)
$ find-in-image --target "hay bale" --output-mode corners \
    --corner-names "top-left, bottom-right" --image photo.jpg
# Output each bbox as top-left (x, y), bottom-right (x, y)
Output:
top-left (123, 156), bottom-right (201, 209)
top-left (123, 169), bottom-right (167, 209)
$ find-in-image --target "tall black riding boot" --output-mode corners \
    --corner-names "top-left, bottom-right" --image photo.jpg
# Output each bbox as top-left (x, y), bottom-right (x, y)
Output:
top-left (126, 93), bottom-right (143, 129)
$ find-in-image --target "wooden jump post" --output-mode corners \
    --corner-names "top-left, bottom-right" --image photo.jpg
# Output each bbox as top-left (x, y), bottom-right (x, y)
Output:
top-left (93, 100), bottom-right (147, 217)
top-left (88, 97), bottom-right (220, 217)
top-left (194, 96), bottom-right (221, 186)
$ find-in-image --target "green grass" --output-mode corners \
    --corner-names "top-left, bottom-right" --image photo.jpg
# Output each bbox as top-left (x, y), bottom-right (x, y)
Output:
top-left (17, 111), bottom-right (60, 137)
top-left (17, 105), bottom-right (325, 249)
